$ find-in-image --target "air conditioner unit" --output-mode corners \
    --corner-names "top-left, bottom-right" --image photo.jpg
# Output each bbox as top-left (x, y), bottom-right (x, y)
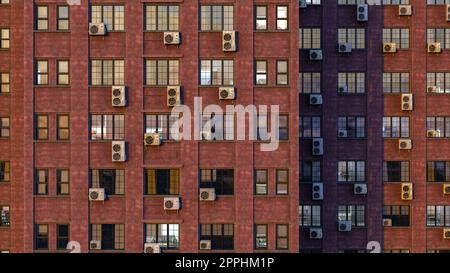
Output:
top-left (446, 4), bottom-right (450, 21)
top-left (399, 5), bottom-right (412, 16)
top-left (354, 183), bottom-right (368, 195)
top-left (90, 240), bottom-right (102, 250)
top-left (112, 141), bottom-right (127, 162)
top-left (428, 42), bottom-right (441, 53)
top-left (338, 129), bottom-right (348, 138)
top-left (338, 85), bottom-right (348, 93)
top-left (443, 184), bottom-right (450, 195)
top-left (164, 197), bottom-right (180, 210)
top-left (427, 130), bottom-right (440, 138)
top-left (299, 0), bottom-right (307, 9)
top-left (89, 23), bottom-right (107, 36)
top-left (356, 4), bottom-right (368, 22)
top-left (219, 87), bottom-right (236, 100)
top-left (222, 31), bottom-right (237, 52)
top-left (427, 86), bottom-right (439, 93)
top-left (399, 139), bottom-right (412, 150)
top-left (312, 138), bottom-right (324, 156)
top-left (383, 42), bottom-right (397, 53)
top-left (444, 229), bottom-right (450, 239)
top-left (383, 219), bottom-right (392, 227)
top-left (312, 182), bottom-right (323, 201)
top-left (309, 49), bottom-right (323, 61)
top-left (144, 133), bottom-right (161, 146)
top-left (111, 86), bottom-right (126, 107)
top-left (89, 188), bottom-right (106, 201)
top-left (167, 86), bottom-right (181, 107)
top-left (164, 32), bottom-right (180, 45)
top-left (309, 94), bottom-right (323, 105)
top-left (401, 93), bottom-right (413, 111)
top-left (199, 240), bottom-right (211, 250)
top-left (199, 188), bottom-right (216, 201)
top-left (144, 243), bottom-right (161, 253)
top-left (309, 228), bottom-right (323, 240)
top-left (338, 42), bottom-right (352, 53)
top-left (401, 182), bottom-right (413, 200)
top-left (338, 220), bottom-right (352, 232)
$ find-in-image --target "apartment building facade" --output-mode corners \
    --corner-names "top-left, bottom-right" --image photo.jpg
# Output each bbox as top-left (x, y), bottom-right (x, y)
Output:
top-left (0, 0), bottom-right (299, 253)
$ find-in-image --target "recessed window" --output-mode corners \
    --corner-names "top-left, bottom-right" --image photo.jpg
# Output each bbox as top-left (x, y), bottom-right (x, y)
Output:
top-left (0, 72), bottom-right (10, 93)
top-left (338, 161), bottom-right (366, 183)
top-left (278, 115), bottom-right (289, 140)
top-left (200, 5), bottom-right (234, 31)
top-left (145, 5), bottom-right (179, 31)
top-left (427, 161), bottom-right (450, 182)
top-left (383, 28), bottom-right (409, 49)
top-left (90, 224), bottom-right (125, 250)
top-left (90, 114), bottom-right (124, 140)
top-left (338, 116), bottom-right (366, 138)
top-left (35, 114), bottom-right (48, 140)
top-left (91, 60), bottom-right (124, 86)
top-left (276, 224), bottom-right (289, 249)
top-left (0, 29), bottom-right (9, 49)
top-left (200, 113), bottom-right (234, 141)
top-left (301, 160), bottom-right (322, 183)
top-left (57, 60), bottom-right (70, 85)
top-left (338, 205), bottom-right (366, 227)
top-left (0, 161), bottom-right (10, 183)
top-left (57, 6), bottom-right (70, 30)
top-left (383, 72), bottom-right (409, 94)
top-left (91, 169), bottom-right (125, 195)
top-left (0, 117), bottom-right (10, 138)
top-left (427, 72), bottom-right (450, 94)
top-left (254, 224), bottom-right (268, 249)
top-left (276, 6), bottom-right (288, 30)
top-left (276, 60), bottom-right (288, 85)
top-left (299, 205), bottom-right (321, 227)
top-left (36, 60), bottom-right (48, 85)
top-left (145, 60), bottom-right (179, 86)
top-left (56, 224), bottom-right (70, 250)
top-left (57, 114), bottom-right (70, 140)
top-left (200, 60), bottom-right (234, 86)
top-left (36, 6), bottom-right (48, 31)
top-left (145, 114), bottom-right (180, 141)
top-left (145, 169), bottom-right (180, 195)
top-left (338, 72), bottom-right (366, 94)
top-left (91, 5), bottom-right (124, 31)
top-left (255, 6), bottom-right (267, 30)
top-left (300, 116), bottom-right (321, 138)
top-left (0, 205), bottom-right (10, 227)
top-left (254, 169), bottom-right (268, 195)
top-left (255, 60), bottom-right (267, 85)
top-left (200, 169), bottom-right (234, 195)
top-left (383, 205), bottom-right (410, 227)
top-left (299, 28), bottom-right (321, 49)
top-left (57, 169), bottom-right (70, 195)
top-left (427, 205), bottom-right (450, 227)
top-left (145, 224), bottom-right (180, 250)
top-left (338, 28), bottom-right (366, 49)
top-left (35, 169), bottom-right (48, 195)
top-left (382, 116), bottom-right (410, 138)
top-left (383, 161), bottom-right (409, 182)
top-left (299, 72), bottom-right (321, 94)
top-left (276, 169), bottom-right (289, 195)
top-left (35, 224), bottom-right (49, 250)
top-left (199, 224), bottom-right (234, 250)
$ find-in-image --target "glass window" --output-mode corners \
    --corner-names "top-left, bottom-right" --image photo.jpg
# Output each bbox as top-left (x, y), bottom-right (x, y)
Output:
top-left (145, 224), bottom-right (179, 249)
top-left (91, 169), bottom-right (125, 195)
top-left (57, 169), bottom-right (70, 195)
top-left (254, 224), bottom-right (268, 249)
top-left (255, 6), bottom-right (267, 30)
top-left (200, 169), bottom-right (234, 195)
top-left (57, 6), bottom-right (70, 30)
top-left (57, 60), bottom-right (70, 85)
top-left (276, 6), bottom-right (288, 30)
top-left (201, 6), bottom-right (234, 31)
top-left (36, 60), bottom-right (48, 85)
top-left (0, 117), bottom-right (10, 138)
top-left (36, 6), bottom-right (48, 31)
top-left (90, 114), bottom-right (124, 140)
top-left (146, 169), bottom-right (180, 195)
top-left (254, 169), bottom-right (268, 195)
top-left (276, 169), bottom-right (289, 195)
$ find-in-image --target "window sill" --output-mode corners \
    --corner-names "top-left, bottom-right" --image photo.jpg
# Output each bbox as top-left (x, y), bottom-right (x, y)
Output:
top-left (34, 85), bottom-right (71, 88)
top-left (33, 195), bottom-right (71, 199)
top-left (254, 194), bottom-right (290, 198)
top-left (34, 140), bottom-right (71, 144)
top-left (0, 93), bottom-right (11, 96)
top-left (0, 182), bottom-right (10, 185)
top-left (33, 30), bottom-right (71, 33)
top-left (383, 226), bottom-right (410, 229)
top-left (0, 226), bottom-right (10, 229)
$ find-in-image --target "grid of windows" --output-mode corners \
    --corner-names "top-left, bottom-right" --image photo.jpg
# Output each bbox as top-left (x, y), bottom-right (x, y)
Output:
top-left (299, 28), bottom-right (321, 49)
top-left (383, 28), bottom-right (409, 49)
top-left (338, 205), bottom-right (366, 227)
top-left (338, 72), bottom-right (365, 94)
top-left (299, 72), bottom-right (321, 94)
top-left (145, 5), bottom-right (179, 31)
top-left (91, 5), bottom-right (124, 31)
top-left (200, 6), bottom-right (234, 31)
top-left (383, 72), bottom-right (409, 93)
top-left (145, 60), bottom-right (179, 86)
top-left (200, 60), bottom-right (234, 86)
top-left (338, 28), bottom-right (366, 49)
top-left (145, 224), bottom-right (179, 249)
top-left (383, 161), bottom-right (410, 182)
top-left (299, 205), bottom-right (321, 227)
top-left (382, 117), bottom-right (410, 138)
top-left (337, 116), bottom-right (365, 138)
top-left (91, 60), bottom-right (124, 86)
top-left (338, 161), bottom-right (366, 183)
top-left (90, 114), bottom-right (125, 140)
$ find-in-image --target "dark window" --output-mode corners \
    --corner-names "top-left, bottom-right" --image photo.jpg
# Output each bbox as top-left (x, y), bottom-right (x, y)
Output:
top-left (276, 169), bottom-right (289, 195)
top-left (90, 114), bottom-right (125, 140)
top-left (299, 205), bottom-right (321, 227)
top-left (146, 169), bottom-right (179, 195)
top-left (200, 224), bottom-right (234, 250)
top-left (90, 224), bottom-right (125, 250)
top-left (338, 116), bottom-right (365, 138)
top-left (338, 205), bottom-right (366, 227)
top-left (301, 161), bottom-right (321, 183)
top-left (145, 114), bottom-right (180, 140)
top-left (276, 224), bottom-right (289, 249)
top-left (57, 169), bottom-right (70, 195)
top-left (383, 205), bottom-right (410, 227)
top-left (383, 161), bottom-right (409, 182)
top-left (200, 169), bottom-right (234, 195)
top-left (91, 169), bottom-right (125, 195)
top-left (254, 224), bottom-right (268, 249)
top-left (35, 224), bottom-right (49, 250)
top-left (278, 115), bottom-right (289, 140)
top-left (0, 161), bottom-right (10, 183)
top-left (254, 169), bottom-right (268, 195)
top-left (300, 116), bottom-right (321, 138)
top-left (427, 161), bottom-right (450, 182)
top-left (57, 224), bottom-right (69, 250)
top-left (0, 205), bottom-right (9, 227)
top-left (145, 224), bottom-right (179, 249)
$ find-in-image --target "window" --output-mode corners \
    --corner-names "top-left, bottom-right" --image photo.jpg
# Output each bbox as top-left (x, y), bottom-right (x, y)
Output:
top-left (254, 169), bottom-right (268, 195)
top-left (428, 29), bottom-right (450, 49)
top-left (0, 0), bottom-right (10, 4)
top-left (146, 169), bottom-right (179, 195)
top-left (57, 114), bottom-right (70, 140)
top-left (383, 205), bottom-right (410, 227)
top-left (338, 0), bottom-right (367, 4)
top-left (383, 0), bottom-right (410, 4)
top-left (145, 60), bottom-right (179, 86)
top-left (0, 29), bottom-right (9, 49)
top-left (57, 224), bottom-right (69, 250)
top-left (383, 28), bottom-right (409, 49)
top-left (338, 72), bottom-right (365, 94)
top-left (0, 161), bottom-right (10, 183)
top-left (427, 72), bottom-right (450, 93)
top-left (36, 6), bottom-right (48, 31)
top-left (276, 6), bottom-right (288, 30)
top-left (427, 205), bottom-right (450, 227)
top-left (299, 72), bottom-right (321, 94)
top-left (200, 60), bottom-right (234, 86)
top-left (200, 5), bottom-right (234, 31)
top-left (337, 116), bottom-right (365, 138)
top-left (57, 6), bottom-right (70, 30)
top-left (145, 114), bottom-right (179, 141)
top-left (91, 60), bottom-right (124, 86)
top-left (36, 61), bottom-right (48, 85)
top-left (338, 28), bottom-right (366, 49)
top-left (145, 224), bottom-right (179, 249)
top-left (145, 5), bottom-right (179, 31)
top-left (57, 60), bottom-right (70, 85)
top-left (199, 224), bottom-right (234, 250)
top-left (90, 114), bottom-right (124, 140)
top-left (278, 115), bottom-right (289, 140)
top-left (301, 161), bottom-right (321, 183)
top-left (338, 205), bottom-right (366, 227)
top-left (382, 117), bottom-right (409, 138)
top-left (255, 6), bottom-right (267, 30)
top-left (299, 205), bottom-right (321, 227)
top-left (0, 117), bottom-right (9, 138)
top-left (383, 72), bottom-right (409, 93)
top-left (383, 161), bottom-right (409, 182)
top-left (92, 169), bottom-right (125, 195)
top-left (254, 225), bottom-right (268, 249)
top-left (306, 0), bottom-right (322, 4)
top-left (276, 169), bottom-right (289, 195)
top-left (0, 206), bottom-right (9, 227)
top-left (427, 117), bottom-right (450, 138)
top-left (35, 115), bottom-right (48, 140)
top-left (257, 114), bottom-right (268, 141)
top-left (338, 161), bottom-right (366, 182)
top-left (57, 169), bottom-right (70, 195)
top-left (299, 28), bottom-right (321, 49)
top-left (35, 169), bottom-right (48, 195)
top-left (91, 5), bottom-right (124, 31)
top-left (90, 224), bottom-right (125, 250)
top-left (0, 72), bottom-right (10, 93)
top-left (200, 169), bottom-right (234, 195)
top-left (255, 60), bottom-right (267, 85)
top-left (276, 224), bottom-right (289, 249)
top-left (427, 0), bottom-right (450, 4)
top-left (427, 161), bottom-right (450, 182)
top-left (384, 249), bottom-right (411, 253)
top-left (276, 60), bottom-right (288, 85)
top-left (201, 113), bottom-right (234, 141)
top-left (35, 224), bottom-right (49, 250)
